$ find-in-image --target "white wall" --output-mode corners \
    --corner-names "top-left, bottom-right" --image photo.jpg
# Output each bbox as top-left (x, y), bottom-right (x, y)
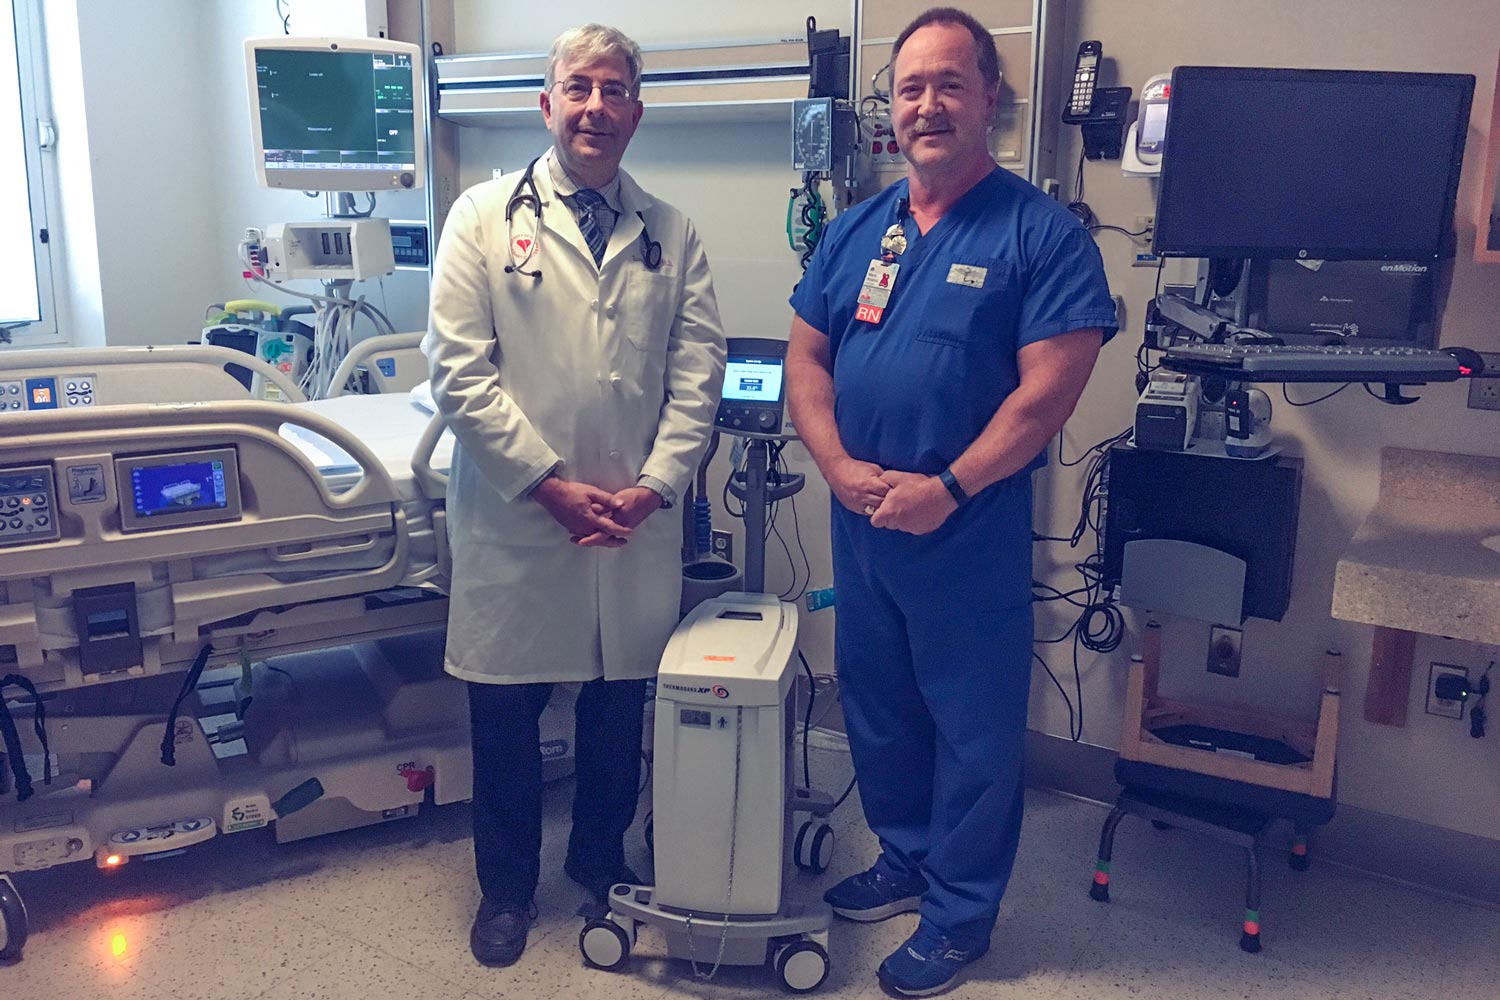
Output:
top-left (1034, 0), bottom-right (1500, 842)
top-left (451, 0), bottom-right (852, 51)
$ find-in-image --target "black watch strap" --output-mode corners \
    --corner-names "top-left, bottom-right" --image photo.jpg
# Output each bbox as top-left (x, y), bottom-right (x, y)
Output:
top-left (939, 468), bottom-right (970, 506)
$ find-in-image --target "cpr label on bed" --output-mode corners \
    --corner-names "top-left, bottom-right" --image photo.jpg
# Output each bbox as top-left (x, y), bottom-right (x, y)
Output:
top-left (223, 795), bottom-right (272, 833)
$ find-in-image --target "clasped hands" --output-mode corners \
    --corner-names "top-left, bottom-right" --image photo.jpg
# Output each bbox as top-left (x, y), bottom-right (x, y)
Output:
top-left (830, 458), bottom-right (957, 536)
top-left (532, 476), bottom-right (662, 548)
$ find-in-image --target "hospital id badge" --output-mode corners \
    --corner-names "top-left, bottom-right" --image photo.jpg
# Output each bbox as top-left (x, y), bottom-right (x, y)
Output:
top-left (856, 259), bottom-right (899, 325)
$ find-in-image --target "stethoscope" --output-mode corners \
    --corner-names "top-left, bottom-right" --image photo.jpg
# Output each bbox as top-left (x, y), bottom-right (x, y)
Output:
top-left (503, 156), bottom-right (663, 281)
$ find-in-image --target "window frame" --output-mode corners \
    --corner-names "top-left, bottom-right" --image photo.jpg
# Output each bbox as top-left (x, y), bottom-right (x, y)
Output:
top-left (2, 0), bottom-right (61, 347)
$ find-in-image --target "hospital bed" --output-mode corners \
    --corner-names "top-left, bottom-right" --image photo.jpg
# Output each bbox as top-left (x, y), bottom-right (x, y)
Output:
top-left (0, 342), bottom-right (574, 961)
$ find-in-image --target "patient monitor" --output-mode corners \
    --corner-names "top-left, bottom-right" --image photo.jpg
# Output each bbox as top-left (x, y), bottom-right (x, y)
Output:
top-left (241, 37), bottom-right (422, 399)
top-left (244, 36), bottom-right (425, 192)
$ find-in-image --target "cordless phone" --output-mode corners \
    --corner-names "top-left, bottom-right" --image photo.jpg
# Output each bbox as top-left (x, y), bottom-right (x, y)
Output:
top-left (1060, 40), bottom-right (1130, 157)
top-left (1067, 41), bottom-right (1103, 120)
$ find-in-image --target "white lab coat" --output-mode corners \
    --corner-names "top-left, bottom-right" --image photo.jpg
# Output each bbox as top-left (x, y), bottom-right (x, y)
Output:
top-left (424, 152), bottom-right (726, 685)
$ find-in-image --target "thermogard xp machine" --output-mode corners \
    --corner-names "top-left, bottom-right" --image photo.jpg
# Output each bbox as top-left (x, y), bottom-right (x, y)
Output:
top-left (577, 341), bottom-right (834, 992)
top-left (580, 594), bottom-right (833, 991)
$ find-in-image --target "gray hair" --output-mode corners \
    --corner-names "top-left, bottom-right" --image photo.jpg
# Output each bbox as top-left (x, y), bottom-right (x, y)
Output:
top-left (544, 24), bottom-right (644, 98)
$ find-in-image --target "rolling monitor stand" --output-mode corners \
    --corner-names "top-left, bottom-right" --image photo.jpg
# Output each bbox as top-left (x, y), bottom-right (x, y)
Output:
top-left (727, 434), bottom-right (805, 594)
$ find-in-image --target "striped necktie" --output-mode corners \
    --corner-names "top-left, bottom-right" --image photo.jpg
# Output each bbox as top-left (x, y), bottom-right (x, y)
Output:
top-left (572, 188), bottom-right (613, 265)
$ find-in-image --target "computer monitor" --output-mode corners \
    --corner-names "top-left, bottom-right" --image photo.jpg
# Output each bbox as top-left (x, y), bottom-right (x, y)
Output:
top-left (1153, 67), bottom-right (1474, 261)
top-left (1243, 258), bottom-right (1445, 347)
top-left (245, 36), bottom-right (425, 192)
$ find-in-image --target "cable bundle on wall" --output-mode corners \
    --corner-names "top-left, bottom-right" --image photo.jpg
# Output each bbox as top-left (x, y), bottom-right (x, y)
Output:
top-left (1032, 429), bottom-right (1131, 741)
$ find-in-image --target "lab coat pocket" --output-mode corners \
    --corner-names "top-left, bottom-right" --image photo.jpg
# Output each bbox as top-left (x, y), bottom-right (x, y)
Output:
top-left (624, 271), bottom-right (679, 352)
top-left (915, 257), bottom-right (1018, 348)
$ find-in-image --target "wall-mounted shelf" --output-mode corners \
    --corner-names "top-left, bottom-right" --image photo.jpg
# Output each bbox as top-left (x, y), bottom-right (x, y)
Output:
top-left (435, 39), bottom-right (814, 128)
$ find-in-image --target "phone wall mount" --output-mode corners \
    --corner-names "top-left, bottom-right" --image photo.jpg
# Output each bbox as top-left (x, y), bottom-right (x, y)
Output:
top-left (1069, 86), bottom-right (1133, 160)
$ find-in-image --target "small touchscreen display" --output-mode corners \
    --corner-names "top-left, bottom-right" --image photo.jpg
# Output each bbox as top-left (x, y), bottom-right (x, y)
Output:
top-left (723, 357), bottom-right (784, 402)
top-left (130, 460), bottom-right (229, 518)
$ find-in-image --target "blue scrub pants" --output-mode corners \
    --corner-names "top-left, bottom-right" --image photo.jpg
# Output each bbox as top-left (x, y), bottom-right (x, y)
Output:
top-left (832, 503), bottom-right (1033, 942)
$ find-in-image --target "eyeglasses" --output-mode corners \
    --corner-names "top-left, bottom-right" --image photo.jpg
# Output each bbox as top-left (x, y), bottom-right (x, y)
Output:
top-left (553, 78), bottom-right (635, 106)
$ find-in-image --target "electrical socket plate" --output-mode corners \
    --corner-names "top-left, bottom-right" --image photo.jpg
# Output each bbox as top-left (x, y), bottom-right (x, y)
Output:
top-left (1206, 624), bottom-right (1242, 677)
top-left (1426, 662), bottom-right (1468, 718)
top-left (710, 529), bottom-right (733, 563)
top-left (1133, 214), bottom-right (1155, 247)
top-left (1130, 213), bottom-right (1158, 266)
top-left (1468, 352), bottom-right (1500, 411)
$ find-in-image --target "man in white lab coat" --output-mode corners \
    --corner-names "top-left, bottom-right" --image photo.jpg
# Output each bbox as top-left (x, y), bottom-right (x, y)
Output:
top-left (424, 23), bottom-right (726, 967)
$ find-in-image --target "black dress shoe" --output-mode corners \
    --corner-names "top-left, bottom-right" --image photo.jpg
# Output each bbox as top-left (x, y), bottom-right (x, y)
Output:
top-left (564, 859), bottom-right (641, 904)
top-left (470, 898), bottom-right (530, 967)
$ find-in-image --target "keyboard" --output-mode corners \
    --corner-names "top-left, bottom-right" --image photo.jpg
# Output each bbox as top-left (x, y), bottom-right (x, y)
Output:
top-left (1160, 343), bottom-right (1461, 383)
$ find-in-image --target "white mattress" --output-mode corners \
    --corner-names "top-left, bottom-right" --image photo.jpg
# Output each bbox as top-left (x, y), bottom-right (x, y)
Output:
top-left (281, 392), bottom-right (453, 502)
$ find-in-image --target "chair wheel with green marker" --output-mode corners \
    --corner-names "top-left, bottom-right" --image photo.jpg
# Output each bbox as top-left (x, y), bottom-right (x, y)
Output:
top-left (1088, 862), bottom-right (1110, 902)
top-left (1239, 910), bottom-right (1261, 953)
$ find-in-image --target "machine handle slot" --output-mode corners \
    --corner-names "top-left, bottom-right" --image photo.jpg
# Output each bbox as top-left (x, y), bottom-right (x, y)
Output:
top-left (85, 608), bottom-right (130, 639)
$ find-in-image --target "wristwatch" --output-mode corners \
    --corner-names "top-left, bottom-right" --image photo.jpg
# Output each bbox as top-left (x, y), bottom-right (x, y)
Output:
top-left (938, 468), bottom-right (970, 506)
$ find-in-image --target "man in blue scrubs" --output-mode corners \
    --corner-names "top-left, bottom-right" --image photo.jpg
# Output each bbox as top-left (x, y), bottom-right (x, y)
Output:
top-left (786, 7), bottom-right (1116, 995)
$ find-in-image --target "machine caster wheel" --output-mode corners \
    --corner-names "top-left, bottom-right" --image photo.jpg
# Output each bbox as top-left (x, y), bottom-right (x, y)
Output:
top-left (0, 875), bottom-right (27, 962)
top-left (1288, 852), bottom-right (1309, 872)
top-left (1088, 881), bottom-right (1109, 903)
top-left (644, 812), bottom-right (654, 854)
top-left (793, 821), bottom-right (834, 874)
top-left (1239, 931), bottom-right (1262, 954)
top-left (580, 917), bottom-right (632, 971)
top-left (774, 939), bottom-right (830, 993)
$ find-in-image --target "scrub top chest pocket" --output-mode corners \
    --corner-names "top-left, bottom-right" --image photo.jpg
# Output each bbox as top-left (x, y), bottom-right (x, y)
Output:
top-left (914, 256), bottom-right (1019, 348)
top-left (625, 270), bottom-right (679, 352)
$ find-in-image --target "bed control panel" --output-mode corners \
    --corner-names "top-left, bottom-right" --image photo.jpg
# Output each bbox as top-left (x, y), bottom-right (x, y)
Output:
top-left (0, 465), bottom-right (60, 546)
top-left (0, 374), bottom-right (97, 413)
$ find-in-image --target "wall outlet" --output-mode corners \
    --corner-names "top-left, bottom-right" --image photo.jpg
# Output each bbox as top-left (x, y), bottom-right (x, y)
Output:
top-left (710, 529), bottom-right (733, 563)
top-left (1206, 624), bottom-right (1242, 677)
top-left (1468, 354), bottom-right (1500, 411)
top-left (1133, 214), bottom-right (1155, 248)
top-left (1426, 662), bottom-right (1469, 718)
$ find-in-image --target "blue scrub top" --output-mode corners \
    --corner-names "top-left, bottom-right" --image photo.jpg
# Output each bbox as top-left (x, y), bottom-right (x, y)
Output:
top-left (789, 169), bottom-right (1118, 481)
